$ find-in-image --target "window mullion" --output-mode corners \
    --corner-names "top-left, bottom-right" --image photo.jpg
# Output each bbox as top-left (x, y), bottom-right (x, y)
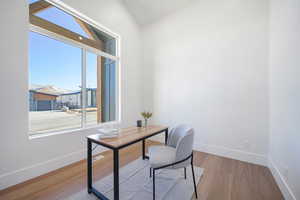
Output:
top-left (81, 49), bottom-right (87, 128)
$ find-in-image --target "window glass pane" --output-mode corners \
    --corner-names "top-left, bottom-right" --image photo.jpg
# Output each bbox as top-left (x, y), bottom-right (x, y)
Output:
top-left (29, 32), bottom-right (82, 135)
top-left (85, 52), bottom-right (98, 126)
top-left (29, 0), bottom-right (116, 56)
top-left (102, 58), bottom-right (116, 122)
top-left (86, 52), bottom-right (116, 126)
top-left (28, 0), bottom-right (39, 4)
top-left (35, 6), bottom-right (89, 38)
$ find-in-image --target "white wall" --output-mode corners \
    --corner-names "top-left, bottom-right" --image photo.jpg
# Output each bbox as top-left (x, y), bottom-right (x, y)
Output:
top-left (2, 0), bottom-right (299, 196)
top-left (269, 0), bottom-right (300, 199)
top-left (0, 0), bottom-right (142, 189)
top-left (142, 0), bottom-right (269, 165)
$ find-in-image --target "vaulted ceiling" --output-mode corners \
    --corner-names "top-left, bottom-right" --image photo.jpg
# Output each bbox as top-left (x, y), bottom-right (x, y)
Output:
top-left (121, 0), bottom-right (196, 26)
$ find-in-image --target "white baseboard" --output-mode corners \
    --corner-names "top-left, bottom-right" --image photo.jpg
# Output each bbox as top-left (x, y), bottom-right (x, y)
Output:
top-left (149, 138), bottom-right (268, 166)
top-left (268, 159), bottom-right (297, 200)
top-left (148, 137), bottom-right (268, 166)
top-left (0, 146), bottom-right (106, 190)
top-left (194, 143), bottom-right (268, 166)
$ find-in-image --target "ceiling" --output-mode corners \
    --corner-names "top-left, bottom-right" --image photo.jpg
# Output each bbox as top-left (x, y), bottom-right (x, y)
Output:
top-left (121, 0), bottom-right (195, 26)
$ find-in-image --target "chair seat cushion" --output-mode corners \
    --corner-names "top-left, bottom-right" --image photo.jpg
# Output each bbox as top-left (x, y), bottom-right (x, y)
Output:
top-left (149, 145), bottom-right (176, 168)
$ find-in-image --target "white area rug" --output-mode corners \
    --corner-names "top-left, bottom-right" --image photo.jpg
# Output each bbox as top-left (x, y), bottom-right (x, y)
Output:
top-left (67, 157), bottom-right (203, 200)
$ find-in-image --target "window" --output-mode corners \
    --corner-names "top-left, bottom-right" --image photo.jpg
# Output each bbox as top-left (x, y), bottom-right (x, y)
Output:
top-left (28, 0), bottom-right (119, 136)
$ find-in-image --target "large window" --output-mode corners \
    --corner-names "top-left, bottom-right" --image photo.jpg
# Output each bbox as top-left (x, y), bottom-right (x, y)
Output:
top-left (28, 0), bottom-right (119, 136)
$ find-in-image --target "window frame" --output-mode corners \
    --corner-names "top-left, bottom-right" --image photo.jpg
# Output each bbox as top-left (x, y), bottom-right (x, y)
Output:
top-left (28, 0), bottom-right (121, 138)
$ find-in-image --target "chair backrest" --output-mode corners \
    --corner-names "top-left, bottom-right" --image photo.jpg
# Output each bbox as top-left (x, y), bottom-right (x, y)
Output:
top-left (167, 125), bottom-right (194, 166)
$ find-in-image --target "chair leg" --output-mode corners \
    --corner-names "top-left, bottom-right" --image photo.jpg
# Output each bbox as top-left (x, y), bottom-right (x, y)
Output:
top-left (191, 155), bottom-right (198, 199)
top-left (150, 167), bottom-right (152, 178)
top-left (153, 169), bottom-right (156, 200)
top-left (184, 167), bottom-right (187, 179)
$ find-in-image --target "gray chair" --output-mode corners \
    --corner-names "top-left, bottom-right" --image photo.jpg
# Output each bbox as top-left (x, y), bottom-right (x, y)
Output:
top-left (148, 125), bottom-right (198, 200)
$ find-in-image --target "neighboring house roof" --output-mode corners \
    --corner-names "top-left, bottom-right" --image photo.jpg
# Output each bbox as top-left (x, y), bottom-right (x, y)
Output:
top-left (30, 85), bottom-right (74, 96)
top-left (61, 88), bottom-right (96, 96)
top-left (29, 84), bottom-right (44, 90)
top-left (61, 91), bottom-right (81, 95)
top-left (30, 85), bottom-right (96, 96)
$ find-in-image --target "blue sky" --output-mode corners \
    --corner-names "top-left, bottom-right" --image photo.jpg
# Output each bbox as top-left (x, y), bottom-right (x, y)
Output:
top-left (29, 3), bottom-right (97, 90)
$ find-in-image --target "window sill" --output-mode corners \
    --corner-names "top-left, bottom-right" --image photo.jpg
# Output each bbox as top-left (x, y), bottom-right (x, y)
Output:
top-left (28, 121), bottom-right (121, 140)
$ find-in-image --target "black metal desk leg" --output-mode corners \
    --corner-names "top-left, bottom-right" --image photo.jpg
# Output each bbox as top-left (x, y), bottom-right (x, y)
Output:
top-left (113, 149), bottom-right (119, 200)
top-left (165, 129), bottom-right (169, 145)
top-left (142, 139), bottom-right (146, 160)
top-left (87, 139), bottom-right (92, 193)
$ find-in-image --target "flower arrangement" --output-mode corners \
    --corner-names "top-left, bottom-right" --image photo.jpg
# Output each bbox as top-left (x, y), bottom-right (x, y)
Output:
top-left (141, 111), bottom-right (153, 128)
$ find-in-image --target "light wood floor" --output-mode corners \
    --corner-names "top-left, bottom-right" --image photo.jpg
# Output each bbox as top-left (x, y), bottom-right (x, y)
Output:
top-left (0, 141), bottom-right (283, 200)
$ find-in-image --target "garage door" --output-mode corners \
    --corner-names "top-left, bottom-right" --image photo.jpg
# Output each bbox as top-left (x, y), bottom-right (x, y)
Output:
top-left (37, 100), bottom-right (52, 111)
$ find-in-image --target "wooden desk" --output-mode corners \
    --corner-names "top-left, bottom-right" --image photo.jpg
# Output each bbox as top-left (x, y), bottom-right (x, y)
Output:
top-left (86, 125), bottom-right (169, 200)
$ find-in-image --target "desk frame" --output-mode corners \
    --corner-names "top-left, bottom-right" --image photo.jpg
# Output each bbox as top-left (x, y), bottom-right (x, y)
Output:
top-left (87, 127), bottom-right (168, 200)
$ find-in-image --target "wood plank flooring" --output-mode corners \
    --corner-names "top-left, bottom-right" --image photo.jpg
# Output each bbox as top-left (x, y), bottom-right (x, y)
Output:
top-left (0, 141), bottom-right (283, 200)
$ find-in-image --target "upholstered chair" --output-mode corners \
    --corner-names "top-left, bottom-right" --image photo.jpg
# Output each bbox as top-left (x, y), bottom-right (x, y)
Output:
top-left (148, 125), bottom-right (198, 200)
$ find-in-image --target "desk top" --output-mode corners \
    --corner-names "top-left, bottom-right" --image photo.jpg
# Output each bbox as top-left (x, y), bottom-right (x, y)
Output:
top-left (87, 125), bottom-right (168, 149)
